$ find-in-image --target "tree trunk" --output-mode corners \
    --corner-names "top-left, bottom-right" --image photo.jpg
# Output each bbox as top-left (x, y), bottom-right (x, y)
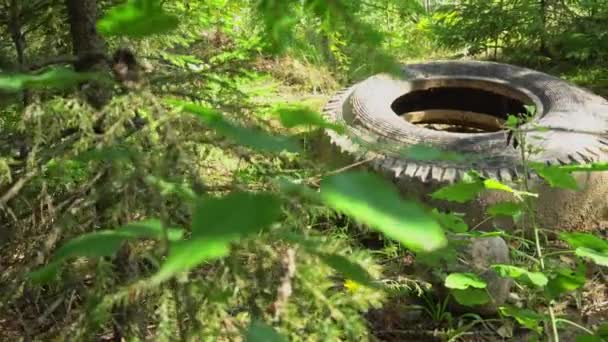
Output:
top-left (539, 0), bottom-right (548, 55)
top-left (8, 0), bottom-right (31, 106)
top-left (65, 0), bottom-right (112, 108)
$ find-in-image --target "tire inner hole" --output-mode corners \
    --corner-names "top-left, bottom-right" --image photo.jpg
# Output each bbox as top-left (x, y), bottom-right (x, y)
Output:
top-left (391, 79), bottom-right (534, 133)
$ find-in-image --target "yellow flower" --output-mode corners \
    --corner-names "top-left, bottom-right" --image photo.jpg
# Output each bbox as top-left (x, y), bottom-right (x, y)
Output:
top-left (344, 279), bottom-right (361, 294)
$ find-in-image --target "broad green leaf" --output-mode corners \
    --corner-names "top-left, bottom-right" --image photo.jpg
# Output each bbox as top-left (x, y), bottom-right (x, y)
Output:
top-left (530, 162), bottom-right (579, 190)
top-left (451, 288), bottom-right (491, 306)
top-left (320, 171), bottom-right (446, 253)
top-left (53, 219), bottom-right (182, 261)
top-left (245, 321), bottom-right (286, 342)
top-left (576, 334), bottom-right (603, 342)
top-left (445, 273), bottom-right (487, 290)
top-left (30, 220), bottom-right (183, 281)
top-left (487, 202), bottom-right (523, 218)
top-left (275, 106), bottom-right (345, 133)
top-left (97, 0), bottom-right (179, 38)
top-left (545, 266), bottom-right (586, 299)
top-left (559, 162), bottom-right (608, 173)
top-left (191, 192), bottom-right (282, 240)
top-left (483, 179), bottom-right (537, 199)
top-left (28, 260), bottom-right (62, 285)
top-left (317, 253), bottom-right (378, 289)
top-left (505, 115), bottom-right (519, 128)
top-left (499, 305), bottom-right (545, 333)
top-left (151, 239), bottom-right (230, 285)
top-left (575, 247), bottom-right (608, 267)
top-left (491, 265), bottom-right (548, 288)
top-left (431, 209), bottom-right (468, 233)
top-left (400, 144), bottom-right (465, 162)
top-left (560, 232), bottom-right (608, 252)
top-left (0, 67), bottom-right (106, 93)
top-left (167, 100), bottom-right (300, 153)
top-left (483, 179), bottom-right (515, 193)
top-left (431, 180), bottom-right (484, 203)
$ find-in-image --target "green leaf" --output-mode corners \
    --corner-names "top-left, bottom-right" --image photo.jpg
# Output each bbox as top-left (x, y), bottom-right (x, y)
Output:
top-left (529, 162), bottom-right (579, 190)
top-left (558, 162), bottom-right (608, 173)
top-left (275, 106), bottom-right (345, 133)
top-left (28, 260), bottom-right (62, 285)
top-left (148, 192), bottom-right (283, 284)
top-left (505, 115), bottom-right (520, 128)
top-left (97, 0), bottom-right (179, 38)
top-left (575, 247), bottom-right (608, 267)
top-left (491, 265), bottom-right (548, 288)
top-left (245, 321), bottom-right (286, 342)
top-left (487, 202), bottom-right (523, 218)
top-left (483, 179), bottom-right (537, 199)
top-left (317, 253), bottom-right (378, 289)
top-left (431, 179), bottom-right (484, 203)
top-left (151, 239), bottom-right (230, 285)
top-left (575, 334), bottom-right (603, 342)
top-left (431, 209), bottom-right (468, 233)
top-left (53, 219), bottom-right (181, 261)
top-left (545, 266), bottom-right (586, 299)
top-left (0, 67), bottom-right (107, 93)
top-left (560, 232), bottom-right (608, 252)
top-left (29, 220), bottom-right (183, 281)
top-left (445, 273), bottom-right (487, 290)
top-left (167, 100), bottom-right (300, 153)
top-left (401, 144), bottom-right (465, 162)
top-left (451, 288), bottom-right (491, 306)
top-left (320, 171), bottom-right (446, 253)
top-left (499, 305), bottom-right (545, 333)
top-left (191, 192), bottom-right (282, 240)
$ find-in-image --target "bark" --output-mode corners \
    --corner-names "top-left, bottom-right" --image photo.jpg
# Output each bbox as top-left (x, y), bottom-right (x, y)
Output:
top-left (539, 0), bottom-right (548, 55)
top-left (8, 0), bottom-right (31, 106)
top-left (65, 0), bottom-right (112, 108)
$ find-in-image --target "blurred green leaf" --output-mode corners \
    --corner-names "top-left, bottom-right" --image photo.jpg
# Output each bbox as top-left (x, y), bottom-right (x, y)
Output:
top-left (431, 209), bottom-right (468, 233)
top-left (560, 232), bottom-right (608, 251)
top-left (431, 179), bottom-right (484, 203)
top-left (545, 266), bottom-right (586, 299)
top-left (320, 171), bottom-right (446, 253)
top-left (530, 162), bottom-right (579, 190)
top-left (491, 264), bottom-right (548, 288)
top-left (151, 239), bottom-right (230, 285)
top-left (30, 220), bottom-right (183, 283)
top-left (28, 260), bottom-right (62, 285)
top-left (0, 67), bottom-right (106, 93)
top-left (168, 100), bottom-right (300, 153)
top-left (191, 191), bottom-right (282, 240)
top-left (97, 0), bottom-right (179, 38)
top-left (52, 219), bottom-right (182, 261)
top-left (149, 192), bottom-right (283, 284)
top-left (245, 321), bottom-right (286, 342)
top-left (559, 162), bottom-right (608, 173)
top-left (451, 288), bottom-right (491, 306)
top-left (575, 247), bottom-right (608, 267)
top-left (401, 144), bottom-right (465, 162)
top-left (445, 272), bottom-right (487, 290)
top-left (317, 253), bottom-right (379, 289)
top-left (499, 305), bottom-right (544, 333)
top-left (275, 105), bottom-right (345, 133)
top-left (487, 202), bottom-right (523, 218)
top-left (575, 334), bottom-right (603, 342)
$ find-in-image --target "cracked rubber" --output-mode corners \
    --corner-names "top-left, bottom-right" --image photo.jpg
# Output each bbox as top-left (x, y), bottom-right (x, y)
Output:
top-left (321, 60), bottom-right (608, 231)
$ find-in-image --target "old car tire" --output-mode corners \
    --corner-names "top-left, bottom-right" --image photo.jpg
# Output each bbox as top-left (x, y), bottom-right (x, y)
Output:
top-left (321, 60), bottom-right (608, 231)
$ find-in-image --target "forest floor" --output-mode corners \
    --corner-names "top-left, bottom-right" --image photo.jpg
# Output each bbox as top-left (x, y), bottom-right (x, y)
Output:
top-left (1, 54), bottom-right (607, 341)
top-left (255, 55), bottom-right (608, 341)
